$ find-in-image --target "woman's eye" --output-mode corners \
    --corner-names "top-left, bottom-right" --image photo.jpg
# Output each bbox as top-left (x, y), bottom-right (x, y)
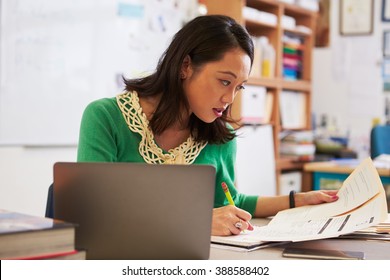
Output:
top-left (237, 85), bottom-right (246, 91)
top-left (221, 80), bottom-right (231, 86)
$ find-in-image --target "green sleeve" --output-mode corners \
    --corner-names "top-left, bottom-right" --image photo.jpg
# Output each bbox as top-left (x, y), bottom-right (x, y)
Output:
top-left (77, 99), bottom-right (119, 162)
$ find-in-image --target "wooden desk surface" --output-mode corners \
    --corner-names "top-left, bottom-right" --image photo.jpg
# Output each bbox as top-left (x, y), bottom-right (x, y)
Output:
top-left (303, 160), bottom-right (390, 176)
top-left (209, 218), bottom-right (390, 260)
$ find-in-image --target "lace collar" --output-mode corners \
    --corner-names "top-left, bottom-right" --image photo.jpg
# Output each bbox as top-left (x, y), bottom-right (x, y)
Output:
top-left (116, 91), bottom-right (207, 164)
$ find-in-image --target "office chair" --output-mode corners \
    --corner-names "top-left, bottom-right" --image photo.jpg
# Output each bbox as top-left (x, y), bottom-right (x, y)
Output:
top-left (45, 183), bottom-right (54, 218)
top-left (370, 125), bottom-right (390, 159)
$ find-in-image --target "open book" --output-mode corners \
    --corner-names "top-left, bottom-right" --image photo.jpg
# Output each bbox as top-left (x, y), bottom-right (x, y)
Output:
top-left (211, 157), bottom-right (388, 250)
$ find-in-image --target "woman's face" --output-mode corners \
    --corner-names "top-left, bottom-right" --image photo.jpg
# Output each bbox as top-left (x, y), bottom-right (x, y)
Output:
top-left (182, 48), bottom-right (251, 123)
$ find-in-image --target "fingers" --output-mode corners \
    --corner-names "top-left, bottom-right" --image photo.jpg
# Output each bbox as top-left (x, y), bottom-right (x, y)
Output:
top-left (319, 190), bottom-right (339, 202)
top-left (236, 209), bottom-right (254, 232)
top-left (301, 190), bottom-right (339, 206)
top-left (325, 193), bottom-right (339, 202)
top-left (212, 205), bottom-right (254, 236)
top-left (236, 206), bottom-right (252, 222)
top-left (227, 218), bottom-right (251, 235)
top-left (228, 220), bottom-right (242, 235)
top-left (321, 190), bottom-right (339, 196)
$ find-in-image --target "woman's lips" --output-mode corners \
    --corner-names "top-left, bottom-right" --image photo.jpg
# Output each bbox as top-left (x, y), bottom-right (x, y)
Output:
top-left (213, 108), bottom-right (224, 117)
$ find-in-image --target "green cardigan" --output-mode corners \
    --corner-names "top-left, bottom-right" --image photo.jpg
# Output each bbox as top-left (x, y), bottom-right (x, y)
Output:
top-left (77, 97), bottom-right (258, 214)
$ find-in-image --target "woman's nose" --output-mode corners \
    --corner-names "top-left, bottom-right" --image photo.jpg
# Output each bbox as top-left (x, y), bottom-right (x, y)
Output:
top-left (221, 90), bottom-right (236, 104)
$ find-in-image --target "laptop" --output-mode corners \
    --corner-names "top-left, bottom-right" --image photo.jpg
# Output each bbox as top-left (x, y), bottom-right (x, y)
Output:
top-left (53, 162), bottom-right (215, 260)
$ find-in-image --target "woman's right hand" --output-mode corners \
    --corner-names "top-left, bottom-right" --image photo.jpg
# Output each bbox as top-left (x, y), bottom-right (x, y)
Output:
top-left (211, 205), bottom-right (254, 236)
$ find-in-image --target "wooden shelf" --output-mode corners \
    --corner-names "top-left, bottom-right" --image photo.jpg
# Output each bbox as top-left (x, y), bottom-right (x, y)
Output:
top-left (245, 19), bottom-right (277, 30)
top-left (248, 78), bottom-right (311, 91)
top-left (282, 2), bottom-right (317, 17)
top-left (204, 0), bottom-right (317, 194)
top-left (276, 157), bottom-right (305, 171)
top-left (246, 0), bottom-right (279, 10)
top-left (281, 80), bottom-right (311, 91)
top-left (248, 77), bottom-right (280, 88)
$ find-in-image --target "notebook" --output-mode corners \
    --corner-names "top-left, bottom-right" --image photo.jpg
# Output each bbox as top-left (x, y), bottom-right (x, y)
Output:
top-left (53, 162), bottom-right (215, 260)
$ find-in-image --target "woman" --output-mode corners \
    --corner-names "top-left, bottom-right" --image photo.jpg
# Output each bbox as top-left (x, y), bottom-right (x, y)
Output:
top-left (77, 15), bottom-right (338, 236)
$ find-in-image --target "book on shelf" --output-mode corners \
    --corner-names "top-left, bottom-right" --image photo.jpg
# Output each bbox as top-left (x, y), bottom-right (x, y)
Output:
top-left (280, 142), bottom-right (316, 156)
top-left (282, 34), bottom-right (303, 81)
top-left (211, 158), bottom-right (388, 250)
top-left (282, 130), bottom-right (314, 144)
top-left (0, 209), bottom-right (82, 260)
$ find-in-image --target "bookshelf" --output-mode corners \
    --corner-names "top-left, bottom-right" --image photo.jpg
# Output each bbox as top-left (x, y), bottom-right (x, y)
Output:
top-left (204, 0), bottom-right (317, 194)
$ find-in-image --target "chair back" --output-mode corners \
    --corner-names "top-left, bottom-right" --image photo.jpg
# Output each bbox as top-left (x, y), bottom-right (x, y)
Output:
top-left (45, 183), bottom-right (54, 218)
top-left (370, 125), bottom-right (390, 158)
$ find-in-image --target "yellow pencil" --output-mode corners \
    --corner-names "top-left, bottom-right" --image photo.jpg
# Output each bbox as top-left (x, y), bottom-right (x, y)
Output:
top-left (222, 182), bottom-right (246, 232)
top-left (221, 182), bottom-right (235, 206)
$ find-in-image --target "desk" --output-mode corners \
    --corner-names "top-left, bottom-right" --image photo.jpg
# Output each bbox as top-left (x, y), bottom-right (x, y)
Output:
top-left (209, 218), bottom-right (390, 260)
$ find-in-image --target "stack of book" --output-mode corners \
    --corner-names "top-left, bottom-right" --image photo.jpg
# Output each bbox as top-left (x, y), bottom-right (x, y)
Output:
top-left (0, 209), bottom-right (85, 260)
top-left (280, 130), bottom-right (315, 161)
top-left (282, 34), bottom-right (303, 81)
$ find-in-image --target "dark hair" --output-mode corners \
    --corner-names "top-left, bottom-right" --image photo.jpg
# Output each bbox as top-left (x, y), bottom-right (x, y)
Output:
top-left (123, 15), bottom-right (254, 144)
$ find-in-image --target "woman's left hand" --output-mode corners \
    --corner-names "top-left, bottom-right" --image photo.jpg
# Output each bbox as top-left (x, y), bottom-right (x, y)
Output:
top-left (296, 190), bottom-right (339, 207)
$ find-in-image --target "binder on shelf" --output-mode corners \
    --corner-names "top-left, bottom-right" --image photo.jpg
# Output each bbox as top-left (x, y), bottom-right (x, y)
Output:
top-left (250, 36), bottom-right (263, 78)
top-left (279, 90), bottom-right (306, 129)
top-left (241, 85), bottom-right (273, 125)
top-left (249, 36), bottom-right (275, 79)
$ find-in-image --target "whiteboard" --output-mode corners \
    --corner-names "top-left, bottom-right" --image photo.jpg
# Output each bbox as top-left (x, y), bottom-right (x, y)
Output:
top-left (0, 0), bottom-right (198, 145)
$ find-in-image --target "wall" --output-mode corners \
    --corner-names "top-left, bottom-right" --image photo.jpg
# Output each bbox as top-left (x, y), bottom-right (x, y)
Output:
top-left (0, 0), bottom-right (198, 145)
top-left (0, 146), bottom-right (77, 216)
top-left (312, 0), bottom-right (389, 158)
top-left (0, 0), bottom-right (200, 216)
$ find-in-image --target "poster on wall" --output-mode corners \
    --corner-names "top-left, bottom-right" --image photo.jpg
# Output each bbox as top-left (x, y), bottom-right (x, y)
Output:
top-left (340, 0), bottom-right (373, 36)
top-left (382, 0), bottom-right (390, 21)
top-left (383, 58), bottom-right (390, 92)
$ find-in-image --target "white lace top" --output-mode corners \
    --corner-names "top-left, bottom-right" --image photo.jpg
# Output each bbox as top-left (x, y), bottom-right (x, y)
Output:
top-left (116, 91), bottom-right (207, 164)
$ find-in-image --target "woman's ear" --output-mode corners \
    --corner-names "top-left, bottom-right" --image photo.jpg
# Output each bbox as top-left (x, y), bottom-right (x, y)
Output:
top-left (180, 55), bottom-right (192, 79)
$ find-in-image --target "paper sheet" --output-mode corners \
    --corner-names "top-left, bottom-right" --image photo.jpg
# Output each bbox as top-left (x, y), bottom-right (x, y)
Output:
top-left (213, 158), bottom-right (388, 246)
top-left (258, 158), bottom-right (388, 241)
